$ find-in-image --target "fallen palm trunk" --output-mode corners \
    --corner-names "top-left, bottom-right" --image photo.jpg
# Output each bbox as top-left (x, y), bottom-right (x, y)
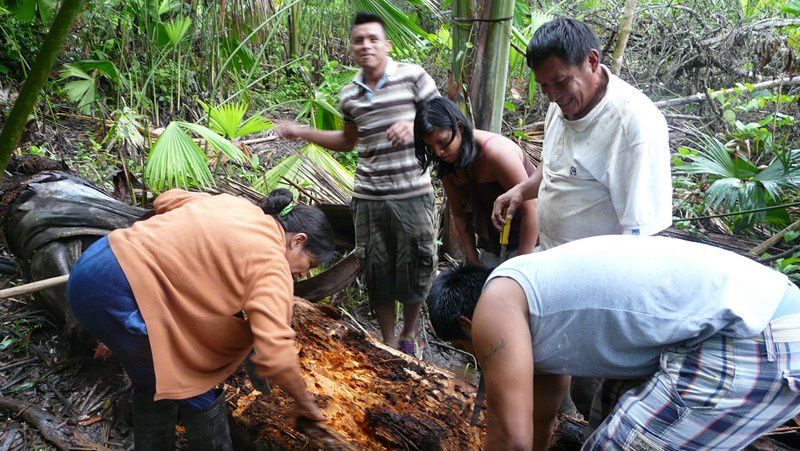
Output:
top-left (0, 171), bottom-right (148, 335)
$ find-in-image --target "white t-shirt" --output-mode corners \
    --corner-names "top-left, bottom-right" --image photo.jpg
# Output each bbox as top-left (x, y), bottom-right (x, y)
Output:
top-left (537, 65), bottom-right (672, 250)
top-left (487, 235), bottom-right (792, 377)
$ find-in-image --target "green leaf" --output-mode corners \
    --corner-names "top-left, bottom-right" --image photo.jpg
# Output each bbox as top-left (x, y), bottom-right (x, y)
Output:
top-left (352, 0), bottom-right (431, 55)
top-left (783, 0), bottom-right (800, 14)
top-left (64, 79), bottom-right (97, 113)
top-left (9, 381), bottom-right (36, 393)
top-left (12, 0), bottom-right (36, 23)
top-left (163, 16), bottom-right (192, 48)
top-left (723, 109), bottom-right (736, 124)
top-left (254, 144), bottom-right (354, 195)
top-left (36, 0), bottom-right (55, 23)
top-left (200, 100), bottom-right (273, 139)
top-left (237, 115), bottom-right (273, 137)
top-left (0, 337), bottom-right (15, 351)
top-left (145, 122), bottom-right (214, 192)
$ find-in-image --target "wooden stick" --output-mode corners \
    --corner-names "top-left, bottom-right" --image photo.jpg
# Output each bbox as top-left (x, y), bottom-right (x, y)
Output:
top-left (0, 274), bottom-right (69, 299)
top-left (0, 395), bottom-right (72, 450)
top-left (749, 218), bottom-right (800, 257)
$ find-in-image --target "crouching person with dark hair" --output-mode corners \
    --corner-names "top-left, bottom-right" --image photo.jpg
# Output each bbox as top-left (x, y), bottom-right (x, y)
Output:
top-left (427, 235), bottom-right (800, 450)
top-left (67, 188), bottom-right (335, 450)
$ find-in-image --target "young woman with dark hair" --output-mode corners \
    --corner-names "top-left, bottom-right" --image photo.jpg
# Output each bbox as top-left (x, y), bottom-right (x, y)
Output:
top-left (67, 188), bottom-right (335, 450)
top-left (415, 97), bottom-right (538, 266)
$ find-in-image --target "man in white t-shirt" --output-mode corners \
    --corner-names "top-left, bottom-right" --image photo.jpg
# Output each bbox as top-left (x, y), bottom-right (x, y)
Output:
top-left (492, 18), bottom-right (671, 249)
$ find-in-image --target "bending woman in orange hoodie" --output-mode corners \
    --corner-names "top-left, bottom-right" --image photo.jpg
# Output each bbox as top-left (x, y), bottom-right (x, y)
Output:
top-left (67, 188), bottom-right (335, 450)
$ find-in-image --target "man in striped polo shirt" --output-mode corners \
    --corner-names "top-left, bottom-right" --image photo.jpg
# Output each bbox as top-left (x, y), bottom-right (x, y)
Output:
top-left (277, 12), bottom-right (439, 356)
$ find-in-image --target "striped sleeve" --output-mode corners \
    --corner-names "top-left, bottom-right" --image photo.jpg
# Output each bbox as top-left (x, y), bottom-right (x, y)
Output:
top-left (340, 84), bottom-right (356, 125)
top-left (414, 68), bottom-right (440, 103)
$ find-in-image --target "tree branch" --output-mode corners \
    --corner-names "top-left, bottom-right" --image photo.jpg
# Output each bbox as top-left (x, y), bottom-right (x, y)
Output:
top-left (654, 76), bottom-right (800, 109)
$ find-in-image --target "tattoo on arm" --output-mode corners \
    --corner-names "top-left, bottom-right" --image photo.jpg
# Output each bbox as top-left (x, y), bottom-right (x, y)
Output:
top-left (479, 338), bottom-right (506, 366)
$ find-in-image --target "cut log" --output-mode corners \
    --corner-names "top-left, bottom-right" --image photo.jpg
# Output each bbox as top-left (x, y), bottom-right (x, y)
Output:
top-left (227, 299), bottom-right (486, 450)
top-left (225, 299), bottom-right (588, 450)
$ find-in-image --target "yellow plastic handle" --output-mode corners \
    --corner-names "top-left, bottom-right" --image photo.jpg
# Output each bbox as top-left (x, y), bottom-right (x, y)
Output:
top-left (500, 214), bottom-right (511, 246)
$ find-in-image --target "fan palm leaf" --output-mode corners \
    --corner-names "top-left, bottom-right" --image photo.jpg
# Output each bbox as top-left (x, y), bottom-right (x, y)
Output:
top-left (163, 15), bottom-right (192, 48)
top-left (59, 60), bottom-right (121, 113)
top-left (678, 129), bottom-right (800, 230)
top-left (199, 100), bottom-right (274, 139)
top-left (145, 122), bottom-right (214, 192)
top-left (145, 121), bottom-right (249, 192)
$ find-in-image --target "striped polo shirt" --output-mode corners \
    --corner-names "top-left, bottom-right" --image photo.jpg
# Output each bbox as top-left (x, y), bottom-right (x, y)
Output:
top-left (340, 59), bottom-right (439, 200)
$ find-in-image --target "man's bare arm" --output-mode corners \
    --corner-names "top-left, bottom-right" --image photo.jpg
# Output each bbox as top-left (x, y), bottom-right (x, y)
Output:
top-left (276, 121), bottom-right (358, 152)
top-left (472, 278), bottom-right (534, 450)
top-left (532, 374), bottom-right (571, 450)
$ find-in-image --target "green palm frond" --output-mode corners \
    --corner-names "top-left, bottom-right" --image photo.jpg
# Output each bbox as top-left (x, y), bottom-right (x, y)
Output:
top-left (678, 128), bottom-right (800, 231)
top-left (60, 65), bottom-right (97, 113)
top-left (199, 100), bottom-right (274, 139)
top-left (510, 9), bottom-right (553, 103)
top-left (784, 0), bottom-right (800, 14)
top-left (296, 92), bottom-right (343, 131)
top-left (352, 0), bottom-right (432, 55)
top-left (163, 15), bottom-right (192, 47)
top-left (59, 60), bottom-right (122, 113)
top-left (180, 122), bottom-right (248, 165)
top-left (145, 122), bottom-right (214, 192)
top-left (237, 114), bottom-right (274, 137)
top-left (681, 132), bottom-right (739, 179)
top-left (104, 107), bottom-right (145, 150)
top-left (8, 0), bottom-right (55, 23)
top-left (145, 121), bottom-right (249, 192)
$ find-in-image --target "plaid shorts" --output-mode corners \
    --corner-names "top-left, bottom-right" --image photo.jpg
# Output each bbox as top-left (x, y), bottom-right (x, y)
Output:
top-left (584, 328), bottom-right (800, 450)
top-left (351, 192), bottom-right (437, 307)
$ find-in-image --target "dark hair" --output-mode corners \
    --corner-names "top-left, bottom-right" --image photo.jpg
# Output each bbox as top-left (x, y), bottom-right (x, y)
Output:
top-left (351, 12), bottom-right (387, 38)
top-left (260, 189), bottom-right (335, 265)
top-left (526, 18), bottom-right (601, 70)
top-left (426, 263), bottom-right (492, 341)
top-left (414, 97), bottom-right (479, 178)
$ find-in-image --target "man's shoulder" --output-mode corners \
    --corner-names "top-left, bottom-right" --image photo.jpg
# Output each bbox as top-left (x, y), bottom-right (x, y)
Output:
top-left (606, 75), bottom-right (663, 119)
top-left (339, 79), bottom-right (359, 97)
top-left (391, 61), bottom-right (432, 82)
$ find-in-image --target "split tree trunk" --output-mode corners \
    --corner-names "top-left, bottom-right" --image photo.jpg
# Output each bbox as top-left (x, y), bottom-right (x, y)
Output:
top-left (468, 0), bottom-right (515, 132)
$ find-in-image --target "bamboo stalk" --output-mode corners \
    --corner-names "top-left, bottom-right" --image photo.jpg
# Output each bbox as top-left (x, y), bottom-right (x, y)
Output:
top-left (0, 275), bottom-right (69, 299)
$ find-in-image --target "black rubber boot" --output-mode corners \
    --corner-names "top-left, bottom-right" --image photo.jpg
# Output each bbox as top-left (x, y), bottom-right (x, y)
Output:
top-left (132, 393), bottom-right (178, 451)
top-left (180, 390), bottom-right (233, 451)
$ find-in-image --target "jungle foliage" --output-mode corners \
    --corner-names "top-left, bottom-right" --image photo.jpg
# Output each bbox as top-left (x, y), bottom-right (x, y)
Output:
top-left (0, 0), bottom-right (799, 252)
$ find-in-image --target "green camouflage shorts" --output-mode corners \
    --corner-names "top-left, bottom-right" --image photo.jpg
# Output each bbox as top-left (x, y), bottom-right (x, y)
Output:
top-left (351, 192), bottom-right (437, 307)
